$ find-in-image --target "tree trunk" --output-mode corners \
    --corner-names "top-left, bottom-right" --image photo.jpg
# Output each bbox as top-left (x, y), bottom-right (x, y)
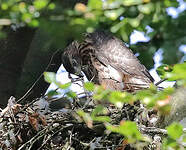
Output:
top-left (156, 87), bottom-right (186, 128)
top-left (0, 0), bottom-right (89, 108)
top-left (0, 27), bottom-right (36, 108)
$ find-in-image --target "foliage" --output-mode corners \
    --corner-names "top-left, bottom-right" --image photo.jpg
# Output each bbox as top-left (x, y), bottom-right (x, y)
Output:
top-left (43, 63), bottom-right (186, 149)
top-left (106, 121), bottom-right (143, 144)
top-left (0, 0), bottom-right (55, 27)
top-left (163, 122), bottom-right (185, 149)
top-left (0, 0), bottom-right (185, 67)
top-left (157, 62), bottom-right (186, 86)
top-left (1, 0), bottom-right (186, 149)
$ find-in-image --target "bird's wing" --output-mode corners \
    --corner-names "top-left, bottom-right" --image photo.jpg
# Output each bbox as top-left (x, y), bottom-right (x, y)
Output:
top-left (86, 31), bottom-right (154, 82)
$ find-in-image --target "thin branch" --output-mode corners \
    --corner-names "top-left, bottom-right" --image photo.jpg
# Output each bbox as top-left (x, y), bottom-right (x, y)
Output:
top-left (139, 126), bottom-right (167, 135)
top-left (17, 49), bottom-right (61, 103)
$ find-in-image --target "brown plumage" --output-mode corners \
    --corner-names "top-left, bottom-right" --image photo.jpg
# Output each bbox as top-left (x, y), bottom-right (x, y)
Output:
top-left (62, 31), bottom-right (154, 92)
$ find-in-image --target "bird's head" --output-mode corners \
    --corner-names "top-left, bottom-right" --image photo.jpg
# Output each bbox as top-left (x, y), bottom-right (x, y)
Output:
top-left (62, 41), bottom-right (83, 77)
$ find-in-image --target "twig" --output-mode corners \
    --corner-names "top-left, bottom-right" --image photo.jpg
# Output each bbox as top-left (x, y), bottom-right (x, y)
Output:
top-left (18, 125), bottom-right (51, 150)
top-left (18, 121), bottom-right (73, 150)
top-left (15, 98), bottom-right (39, 116)
top-left (140, 126), bottom-right (167, 135)
top-left (17, 49), bottom-right (61, 103)
top-left (37, 124), bottom-right (74, 150)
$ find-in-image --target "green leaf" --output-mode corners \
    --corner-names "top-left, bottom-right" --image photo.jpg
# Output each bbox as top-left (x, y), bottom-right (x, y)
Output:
top-left (166, 122), bottom-right (183, 140)
top-left (165, 63), bottom-right (186, 81)
top-left (122, 0), bottom-right (143, 6)
top-left (88, 0), bottom-right (102, 10)
top-left (77, 110), bottom-right (93, 128)
top-left (48, 3), bottom-right (55, 10)
top-left (162, 137), bottom-right (178, 149)
top-left (66, 91), bottom-right (77, 98)
top-left (106, 121), bottom-right (142, 143)
top-left (92, 116), bottom-right (111, 122)
top-left (34, 0), bottom-right (49, 10)
top-left (128, 18), bottom-right (140, 28)
top-left (182, 135), bottom-right (186, 143)
top-left (44, 72), bottom-right (56, 83)
top-left (93, 86), bottom-right (110, 101)
top-left (164, 0), bottom-right (179, 7)
top-left (1, 3), bottom-right (8, 10)
top-left (56, 82), bottom-right (71, 89)
top-left (111, 20), bottom-right (125, 33)
top-left (104, 8), bottom-right (125, 21)
top-left (91, 105), bottom-right (110, 122)
top-left (29, 19), bottom-right (39, 27)
top-left (91, 105), bottom-right (105, 117)
top-left (46, 90), bottom-right (59, 97)
top-left (156, 64), bottom-right (173, 79)
top-left (109, 91), bottom-right (134, 104)
top-left (71, 18), bottom-right (86, 25)
top-left (84, 82), bottom-right (95, 91)
top-left (22, 13), bottom-right (32, 23)
top-left (138, 3), bottom-right (154, 14)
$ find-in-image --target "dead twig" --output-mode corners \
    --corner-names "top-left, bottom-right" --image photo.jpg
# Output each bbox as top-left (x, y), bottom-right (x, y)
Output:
top-left (17, 49), bottom-right (61, 103)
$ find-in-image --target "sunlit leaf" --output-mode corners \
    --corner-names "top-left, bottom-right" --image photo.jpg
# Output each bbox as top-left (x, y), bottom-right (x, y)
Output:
top-left (22, 13), bottom-right (32, 23)
top-left (128, 18), bottom-right (140, 28)
top-left (84, 82), bottom-right (95, 91)
top-left (156, 64), bottom-right (173, 79)
top-left (34, 0), bottom-right (49, 10)
top-left (165, 63), bottom-right (186, 81)
top-left (29, 19), bottom-right (39, 27)
top-left (104, 8), bottom-right (124, 20)
top-left (77, 110), bottom-right (93, 128)
top-left (164, 0), bottom-right (179, 7)
top-left (44, 72), bottom-right (56, 83)
top-left (92, 116), bottom-right (111, 122)
top-left (19, 2), bottom-right (26, 13)
top-left (71, 18), bottom-right (86, 25)
top-left (182, 135), bottom-right (186, 142)
top-left (166, 122), bottom-right (183, 140)
top-left (122, 0), bottom-right (143, 6)
top-left (56, 82), bottom-right (71, 89)
top-left (48, 3), bottom-right (55, 10)
top-left (91, 105), bottom-right (105, 116)
top-left (46, 90), bottom-right (59, 98)
top-left (109, 91), bottom-right (134, 104)
top-left (162, 137), bottom-right (178, 149)
top-left (93, 86), bottom-right (110, 101)
top-left (66, 91), bottom-right (77, 98)
top-left (138, 3), bottom-right (154, 14)
top-left (106, 121), bottom-right (142, 143)
top-left (88, 0), bottom-right (102, 10)
top-left (1, 3), bottom-right (8, 10)
top-left (111, 20), bottom-right (125, 33)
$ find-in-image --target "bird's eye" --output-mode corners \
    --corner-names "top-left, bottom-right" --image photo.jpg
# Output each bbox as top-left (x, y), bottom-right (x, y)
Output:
top-left (72, 59), bottom-right (78, 66)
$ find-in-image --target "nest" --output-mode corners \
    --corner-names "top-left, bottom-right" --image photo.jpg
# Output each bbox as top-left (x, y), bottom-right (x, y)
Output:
top-left (0, 94), bottom-right (163, 150)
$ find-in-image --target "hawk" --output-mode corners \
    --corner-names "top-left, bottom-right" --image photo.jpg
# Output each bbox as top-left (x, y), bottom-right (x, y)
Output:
top-left (62, 31), bottom-right (154, 92)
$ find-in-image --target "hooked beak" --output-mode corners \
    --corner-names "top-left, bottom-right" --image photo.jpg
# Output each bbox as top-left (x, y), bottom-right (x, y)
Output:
top-left (74, 66), bottom-right (84, 77)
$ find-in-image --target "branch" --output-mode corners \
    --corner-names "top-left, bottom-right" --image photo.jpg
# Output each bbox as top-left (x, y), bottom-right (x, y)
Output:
top-left (156, 87), bottom-right (186, 128)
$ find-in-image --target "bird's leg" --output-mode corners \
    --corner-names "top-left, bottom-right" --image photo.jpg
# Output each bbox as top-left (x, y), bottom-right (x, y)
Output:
top-left (68, 73), bottom-right (83, 83)
top-left (73, 76), bottom-right (84, 83)
top-left (68, 73), bottom-right (73, 82)
top-left (81, 77), bottom-right (93, 109)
